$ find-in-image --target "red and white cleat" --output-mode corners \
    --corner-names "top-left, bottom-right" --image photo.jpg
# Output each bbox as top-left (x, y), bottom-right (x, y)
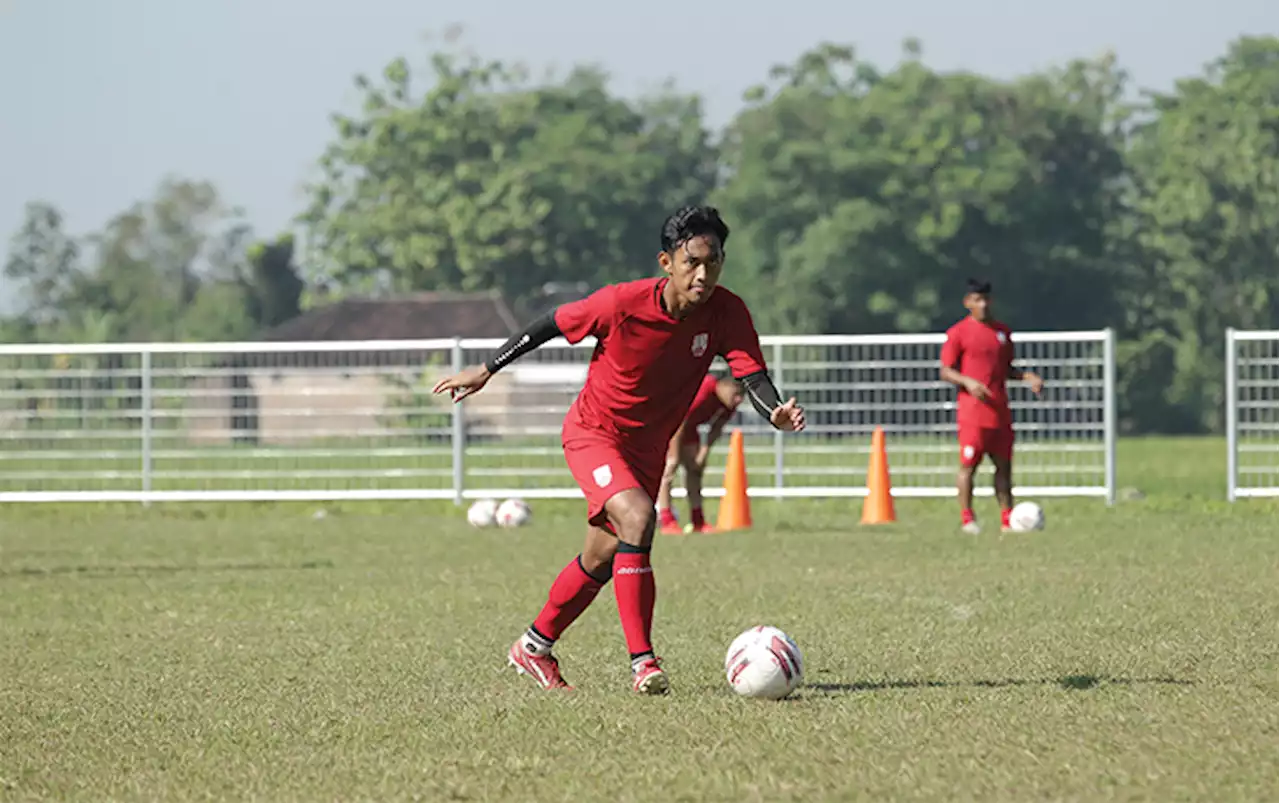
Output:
top-left (631, 656), bottom-right (670, 695)
top-left (507, 639), bottom-right (572, 690)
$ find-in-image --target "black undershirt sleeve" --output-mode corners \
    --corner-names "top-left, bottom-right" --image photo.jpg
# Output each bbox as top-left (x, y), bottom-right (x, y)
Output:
top-left (483, 311), bottom-right (562, 374)
top-left (738, 370), bottom-right (783, 425)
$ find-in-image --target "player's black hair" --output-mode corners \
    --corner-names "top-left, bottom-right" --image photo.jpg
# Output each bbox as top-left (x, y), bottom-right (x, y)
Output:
top-left (660, 206), bottom-right (730, 253)
top-left (966, 277), bottom-right (992, 296)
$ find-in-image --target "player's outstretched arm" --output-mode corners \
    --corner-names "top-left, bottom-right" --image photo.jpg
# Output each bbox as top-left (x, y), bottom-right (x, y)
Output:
top-left (432, 311), bottom-right (563, 402)
top-left (738, 371), bottom-right (806, 432)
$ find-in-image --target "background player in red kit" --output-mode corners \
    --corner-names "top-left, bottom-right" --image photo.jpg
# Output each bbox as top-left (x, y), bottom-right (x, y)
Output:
top-left (656, 374), bottom-right (744, 534)
top-left (433, 206), bottom-right (805, 695)
top-left (940, 279), bottom-right (1043, 534)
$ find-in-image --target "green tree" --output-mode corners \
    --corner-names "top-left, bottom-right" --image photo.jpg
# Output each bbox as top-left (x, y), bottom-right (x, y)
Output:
top-left (4, 202), bottom-right (89, 325)
top-left (303, 43), bottom-right (717, 308)
top-left (242, 234), bottom-right (304, 328)
top-left (1120, 35), bottom-right (1279, 432)
top-left (715, 41), bottom-right (1131, 336)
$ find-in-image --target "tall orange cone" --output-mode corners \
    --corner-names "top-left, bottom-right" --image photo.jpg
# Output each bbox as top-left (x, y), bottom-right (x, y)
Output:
top-left (716, 428), bottom-right (752, 531)
top-left (860, 426), bottom-right (896, 524)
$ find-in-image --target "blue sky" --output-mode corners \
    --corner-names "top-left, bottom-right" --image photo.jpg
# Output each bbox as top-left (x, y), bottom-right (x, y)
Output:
top-left (0, 0), bottom-right (1275, 296)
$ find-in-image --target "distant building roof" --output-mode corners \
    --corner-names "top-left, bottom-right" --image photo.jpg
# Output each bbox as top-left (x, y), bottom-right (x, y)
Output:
top-left (261, 291), bottom-right (521, 342)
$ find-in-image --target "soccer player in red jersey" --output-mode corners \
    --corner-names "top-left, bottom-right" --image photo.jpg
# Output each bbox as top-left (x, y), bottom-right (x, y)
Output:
top-left (433, 206), bottom-right (806, 694)
top-left (656, 373), bottom-right (744, 534)
top-left (939, 279), bottom-right (1044, 534)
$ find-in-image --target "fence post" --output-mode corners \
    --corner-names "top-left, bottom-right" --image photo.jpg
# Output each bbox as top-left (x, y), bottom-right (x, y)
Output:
top-left (451, 338), bottom-right (466, 506)
top-left (773, 340), bottom-right (785, 492)
top-left (1103, 328), bottom-right (1117, 506)
top-left (141, 348), bottom-right (153, 506)
top-left (1225, 327), bottom-right (1237, 502)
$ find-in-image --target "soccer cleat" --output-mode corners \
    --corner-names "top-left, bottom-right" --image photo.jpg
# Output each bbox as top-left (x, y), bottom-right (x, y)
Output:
top-left (507, 639), bottom-right (572, 690)
top-left (631, 656), bottom-right (670, 695)
top-left (961, 520), bottom-right (982, 535)
top-left (660, 522), bottom-right (685, 536)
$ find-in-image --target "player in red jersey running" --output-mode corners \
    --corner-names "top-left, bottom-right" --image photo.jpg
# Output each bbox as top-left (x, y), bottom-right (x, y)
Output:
top-left (939, 279), bottom-right (1043, 534)
top-left (656, 373), bottom-right (744, 534)
top-left (433, 206), bottom-right (806, 694)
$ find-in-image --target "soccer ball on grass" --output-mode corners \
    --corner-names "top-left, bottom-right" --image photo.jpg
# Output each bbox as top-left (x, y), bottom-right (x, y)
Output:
top-left (724, 625), bottom-right (804, 700)
top-left (1008, 501), bottom-right (1045, 532)
top-left (495, 498), bottom-right (533, 528)
top-left (466, 499), bottom-right (499, 528)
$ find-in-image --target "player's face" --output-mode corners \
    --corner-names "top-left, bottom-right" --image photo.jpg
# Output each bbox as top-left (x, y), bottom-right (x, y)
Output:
top-left (717, 379), bottom-right (744, 410)
top-left (964, 291), bottom-right (991, 322)
top-left (659, 234), bottom-right (724, 307)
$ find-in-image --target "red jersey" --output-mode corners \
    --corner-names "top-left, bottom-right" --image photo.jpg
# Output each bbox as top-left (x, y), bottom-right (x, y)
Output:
top-left (940, 316), bottom-right (1015, 428)
top-left (686, 374), bottom-right (729, 429)
top-left (554, 278), bottom-right (766, 452)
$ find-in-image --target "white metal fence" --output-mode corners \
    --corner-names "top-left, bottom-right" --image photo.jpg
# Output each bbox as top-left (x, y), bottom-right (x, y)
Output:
top-left (0, 331), bottom-right (1116, 504)
top-left (1226, 328), bottom-right (1280, 500)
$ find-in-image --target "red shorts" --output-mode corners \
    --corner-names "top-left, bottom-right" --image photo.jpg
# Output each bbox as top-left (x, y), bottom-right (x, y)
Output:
top-left (958, 422), bottom-right (1014, 467)
top-left (563, 421), bottom-right (664, 527)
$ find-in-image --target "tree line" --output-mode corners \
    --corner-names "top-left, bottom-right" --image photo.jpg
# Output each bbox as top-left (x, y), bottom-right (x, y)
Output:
top-left (4, 36), bottom-right (1277, 434)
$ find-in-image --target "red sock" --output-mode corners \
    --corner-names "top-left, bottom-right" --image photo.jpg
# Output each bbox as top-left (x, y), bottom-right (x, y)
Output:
top-left (1000, 508), bottom-right (1012, 529)
top-left (532, 556), bottom-right (606, 641)
top-left (613, 551), bottom-right (655, 656)
top-left (690, 507), bottom-right (705, 528)
top-left (658, 507), bottom-right (678, 527)
top-left (961, 508), bottom-right (976, 525)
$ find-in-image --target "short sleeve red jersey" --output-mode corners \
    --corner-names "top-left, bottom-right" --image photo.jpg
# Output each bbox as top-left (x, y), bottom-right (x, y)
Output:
top-left (555, 278), bottom-right (766, 452)
top-left (940, 316), bottom-right (1015, 428)
top-left (685, 374), bottom-right (729, 429)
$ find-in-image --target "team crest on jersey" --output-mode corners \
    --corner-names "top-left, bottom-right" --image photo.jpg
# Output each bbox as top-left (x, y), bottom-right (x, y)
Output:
top-left (996, 331), bottom-right (1007, 343)
top-left (592, 464), bottom-right (613, 488)
top-left (691, 333), bottom-right (709, 357)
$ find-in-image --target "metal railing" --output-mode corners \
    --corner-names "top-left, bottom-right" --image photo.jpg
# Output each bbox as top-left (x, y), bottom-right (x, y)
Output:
top-left (1226, 328), bottom-right (1280, 500)
top-left (0, 331), bottom-right (1116, 504)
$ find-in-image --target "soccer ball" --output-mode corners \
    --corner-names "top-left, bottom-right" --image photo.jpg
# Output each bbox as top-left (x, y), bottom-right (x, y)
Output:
top-left (1009, 501), bottom-right (1045, 532)
top-left (466, 499), bottom-right (499, 528)
top-left (724, 625), bottom-right (804, 700)
top-left (495, 498), bottom-right (532, 528)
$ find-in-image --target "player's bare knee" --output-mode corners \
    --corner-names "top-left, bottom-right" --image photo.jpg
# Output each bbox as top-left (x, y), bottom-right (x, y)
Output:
top-left (610, 500), bottom-right (656, 548)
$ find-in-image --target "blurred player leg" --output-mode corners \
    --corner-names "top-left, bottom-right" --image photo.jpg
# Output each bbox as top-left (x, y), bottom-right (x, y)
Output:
top-left (991, 426), bottom-right (1016, 531)
top-left (682, 442), bottom-right (708, 532)
top-left (957, 425), bottom-right (984, 533)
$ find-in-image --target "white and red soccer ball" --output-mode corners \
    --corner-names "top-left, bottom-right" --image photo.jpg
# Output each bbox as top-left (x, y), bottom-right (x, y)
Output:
top-left (466, 498), bottom-right (532, 528)
top-left (495, 498), bottom-right (532, 528)
top-left (724, 625), bottom-right (804, 700)
top-left (1008, 501), bottom-right (1046, 532)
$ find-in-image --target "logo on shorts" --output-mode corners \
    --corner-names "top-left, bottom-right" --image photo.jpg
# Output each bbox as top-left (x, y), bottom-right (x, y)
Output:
top-left (963, 445), bottom-right (975, 460)
top-left (996, 331), bottom-right (1007, 343)
top-left (691, 333), bottom-right (709, 358)
top-left (592, 464), bottom-right (613, 488)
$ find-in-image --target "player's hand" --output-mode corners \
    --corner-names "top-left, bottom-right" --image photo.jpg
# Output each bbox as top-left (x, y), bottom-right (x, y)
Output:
top-left (432, 364), bottom-right (492, 402)
top-left (771, 398), bottom-right (806, 432)
top-left (963, 377), bottom-right (991, 401)
top-left (1024, 371), bottom-right (1044, 396)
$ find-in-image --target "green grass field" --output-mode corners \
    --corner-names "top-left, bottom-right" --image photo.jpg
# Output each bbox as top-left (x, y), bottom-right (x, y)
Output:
top-left (0, 437), bottom-right (1276, 802)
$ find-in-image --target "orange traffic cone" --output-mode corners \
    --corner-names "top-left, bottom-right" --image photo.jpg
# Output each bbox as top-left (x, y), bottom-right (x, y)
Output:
top-left (716, 428), bottom-right (752, 531)
top-left (860, 426), bottom-right (896, 525)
